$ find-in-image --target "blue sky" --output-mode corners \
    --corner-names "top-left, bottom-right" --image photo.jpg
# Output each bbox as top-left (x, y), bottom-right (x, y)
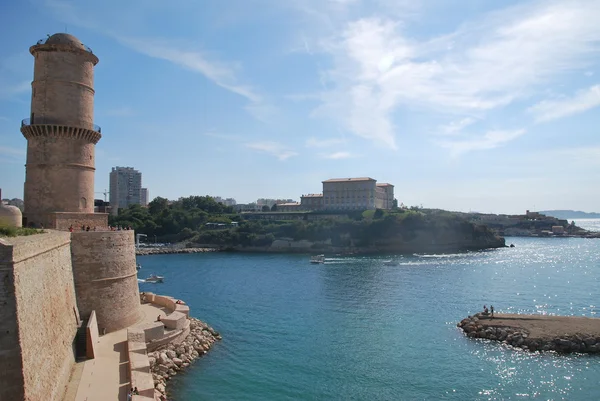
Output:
top-left (1, 0), bottom-right (599, 214)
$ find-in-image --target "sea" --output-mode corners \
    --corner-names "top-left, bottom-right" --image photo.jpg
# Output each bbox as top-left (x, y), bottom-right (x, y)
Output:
top-left (138, 219), bottom-right (600, 401)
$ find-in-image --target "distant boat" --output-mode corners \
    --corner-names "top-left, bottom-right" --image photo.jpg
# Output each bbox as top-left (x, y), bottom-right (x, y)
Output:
top-left (145, 274), bottom-right (164, 283)
top-left (136, 263), bottom-right (142, 271)
top-left (383, 260), bottom-right (399, 266)
top-left (310, 254), bottom-right (326, 264)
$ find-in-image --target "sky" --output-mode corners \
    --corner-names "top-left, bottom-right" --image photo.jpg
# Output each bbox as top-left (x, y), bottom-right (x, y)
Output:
top-left (1, 0), bottom-right (599, 214)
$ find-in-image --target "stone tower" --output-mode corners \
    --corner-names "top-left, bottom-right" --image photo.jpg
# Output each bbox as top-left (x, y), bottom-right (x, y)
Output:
top-left (20, 33), bottom-right (106, 229)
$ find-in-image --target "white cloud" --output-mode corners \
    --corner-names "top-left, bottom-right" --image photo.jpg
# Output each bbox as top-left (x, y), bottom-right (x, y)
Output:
top-left (305, 137), bottom-right (345, 147)
top-left (436, 129), bottom-right (526, 156)
top-left (246, 141), bottom-right (298, 160)
top-left (528, 85), bottom-right (600, 122)
top-left (321, 151), bottom-right (354, 159)
top-left (117, 36), bottom-right (260, 103)
top-left (311, 1), bottom-right (600, 148)
top-left (440, 117), bottom-right (476, 135)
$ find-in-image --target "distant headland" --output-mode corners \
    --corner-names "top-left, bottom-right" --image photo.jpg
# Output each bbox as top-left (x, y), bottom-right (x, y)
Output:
top-left (538, 210), bottom-right (600, 220)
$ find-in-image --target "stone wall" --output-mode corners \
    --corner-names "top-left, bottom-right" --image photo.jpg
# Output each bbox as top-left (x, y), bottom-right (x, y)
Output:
top-left (0, 231), bottom-right (80, 401)
top-left (23, 135), bottom-right (96, 228)
top-left (71, 230), bottom-right (142, 332)
top-left (0, 239), bottom-right (25, 400)
top-left (52, 212), bottom-right (108, 230)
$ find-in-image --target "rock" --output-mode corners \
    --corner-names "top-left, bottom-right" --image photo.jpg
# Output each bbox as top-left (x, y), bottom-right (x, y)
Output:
top-left (156, 383), bottom-right (165, 393)
top-left (173, 357), bottom-right (183, 366)
top-left (166, 350), bottom-right (177, 359)
top-left (148, 356), bottom-right (156, 367)
top-left (159, 353), bottom-right (169, 365)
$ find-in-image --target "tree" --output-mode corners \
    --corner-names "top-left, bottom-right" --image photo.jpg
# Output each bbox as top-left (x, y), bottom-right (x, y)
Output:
top-left (148, 197), bottom-right (169, 215)
top-left (262, 205), bottom-right (270, 212)
top-left (392, 199), bottom-right (398, 209)
top-left (271, 204), bottom-right (278, 211)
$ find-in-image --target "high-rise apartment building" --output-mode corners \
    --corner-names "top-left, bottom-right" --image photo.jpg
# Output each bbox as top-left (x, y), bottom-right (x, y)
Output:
top-left (109, 167), bottom-right (142, 215)
top-left (140, 188), bottom-right (149, 206)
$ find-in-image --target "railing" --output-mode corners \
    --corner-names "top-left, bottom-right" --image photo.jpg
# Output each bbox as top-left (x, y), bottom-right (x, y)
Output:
top-left (21, 118), bottom-right (101, 133)
top-left (35, 37), bottom-right (94, 54)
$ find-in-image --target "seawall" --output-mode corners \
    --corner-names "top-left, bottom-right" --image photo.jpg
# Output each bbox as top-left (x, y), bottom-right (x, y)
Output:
top-left (458, 313), bottom-right (600, 353)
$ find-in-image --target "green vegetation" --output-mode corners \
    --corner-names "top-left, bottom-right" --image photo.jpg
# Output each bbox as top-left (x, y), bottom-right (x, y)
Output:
top-left (0, 224), bottom-right (44, 237)
top-left (109, 197), bottom-right (497, 249)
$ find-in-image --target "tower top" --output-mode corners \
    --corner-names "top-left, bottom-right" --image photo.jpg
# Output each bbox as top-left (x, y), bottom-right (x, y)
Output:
top-left (30, 33), bottom-right (98, 65)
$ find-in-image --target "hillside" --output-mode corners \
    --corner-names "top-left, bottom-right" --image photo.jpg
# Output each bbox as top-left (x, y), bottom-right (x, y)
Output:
top-left (110, 198), bottom-right (506, 254)
top-left (539, 210), bottom-right (600, 220)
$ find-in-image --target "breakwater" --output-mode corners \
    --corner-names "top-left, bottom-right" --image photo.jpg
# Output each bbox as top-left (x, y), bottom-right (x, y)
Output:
top-left (458, 313), bottom-right (600, 353)
top-left (136, 247), bottom-right (219, 256)
top-left (148, 317), bottom-right (221, 399)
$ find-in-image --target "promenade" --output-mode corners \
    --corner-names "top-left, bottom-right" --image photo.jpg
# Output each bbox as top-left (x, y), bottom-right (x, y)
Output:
top-left (65, 303), bottom-right (167, 401)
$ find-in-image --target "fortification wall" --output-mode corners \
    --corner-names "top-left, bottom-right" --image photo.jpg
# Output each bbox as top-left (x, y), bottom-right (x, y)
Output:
top-left (0, 231), bottom-right (80, 401)
top-left (52, 212), bottom-right (108, 230)
top-left (71, 230), bottom-right (142, 332)
top-left (0, 239), bottom-right (25, 401)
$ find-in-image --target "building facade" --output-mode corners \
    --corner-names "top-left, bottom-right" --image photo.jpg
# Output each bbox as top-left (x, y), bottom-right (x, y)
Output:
top-left (109, 166), bottom-right (142, 214)
top-left (140, 188), bottom-right (149, 206)
top-left (321, 177), bottom-right (394, 211)
top-left (300, 194), bottom-right (323, 210)
top-left (376, 183), bottom-right (394, 209)
top-left (322, 177), bottom-right (378, 210)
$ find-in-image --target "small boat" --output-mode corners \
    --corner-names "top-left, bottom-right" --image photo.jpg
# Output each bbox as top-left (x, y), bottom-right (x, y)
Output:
top-left (383, 260), bottom-right (399, 266)
top-left (136, 263), bottom-right (142, 271)
top-left (145, 274), bottom-right (164, 283)
top-left (310, 254), bottom-right (326, 264)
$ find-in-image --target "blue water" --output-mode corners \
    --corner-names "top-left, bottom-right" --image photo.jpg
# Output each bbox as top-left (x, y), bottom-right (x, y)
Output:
top-left (138, 236), bottom-right (600, 400)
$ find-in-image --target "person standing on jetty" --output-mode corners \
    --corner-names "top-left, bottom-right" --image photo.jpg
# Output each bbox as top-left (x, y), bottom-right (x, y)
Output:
top-left (490, 305), bottom-right (494, 318)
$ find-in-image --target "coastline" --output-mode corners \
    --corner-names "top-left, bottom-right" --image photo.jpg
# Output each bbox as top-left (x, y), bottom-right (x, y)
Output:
top-left (458, 313), bottom-right (600, 353)
top-left (136, 247), bottom-right (220, 256)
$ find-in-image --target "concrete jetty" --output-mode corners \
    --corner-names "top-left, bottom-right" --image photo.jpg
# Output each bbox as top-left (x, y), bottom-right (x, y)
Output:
top-left (458, 313), bottom-right (600, 353)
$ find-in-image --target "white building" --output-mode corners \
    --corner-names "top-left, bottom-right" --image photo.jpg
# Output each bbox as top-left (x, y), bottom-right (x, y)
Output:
top-left (109, 167), bottom-right (142, 215)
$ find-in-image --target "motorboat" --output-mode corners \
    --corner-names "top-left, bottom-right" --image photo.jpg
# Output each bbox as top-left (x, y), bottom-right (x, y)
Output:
top-left (310, 254), bottom-right (326, 264)
top-left (383, 260), bottom-right (399, 266)
top-left (145, 274), bottom-right (164, 283)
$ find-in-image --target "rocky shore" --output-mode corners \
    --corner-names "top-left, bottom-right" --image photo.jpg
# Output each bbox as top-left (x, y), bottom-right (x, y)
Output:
top-left (148, 317), bottom-right (222, 399)
top-left (136, 247), bottom-right (219, 256)
top-left (458, 313), bottom-right (600, 353)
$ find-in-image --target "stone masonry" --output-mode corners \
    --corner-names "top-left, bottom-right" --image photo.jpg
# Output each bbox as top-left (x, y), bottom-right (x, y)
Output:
top-left (21, 33), bottom-right (103, 229)
top-left (0, 232), bottom-right (80, 401)
top-left (70, 230), bottom-right (142, 333)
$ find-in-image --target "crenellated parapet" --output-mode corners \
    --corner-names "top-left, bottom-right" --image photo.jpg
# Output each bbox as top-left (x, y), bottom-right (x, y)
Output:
top-left (21, 122), bottom-right (101, 144)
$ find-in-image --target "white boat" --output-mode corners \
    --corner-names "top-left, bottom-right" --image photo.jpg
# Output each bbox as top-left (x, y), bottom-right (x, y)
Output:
top-left (145, 274), bottom-right (164, 283)
top-left (310, 254), bottom-right (326, 264)
top-left (383, 260), bottom-right (399, 266)
top-left (136, 263), bottom-right (142, 271)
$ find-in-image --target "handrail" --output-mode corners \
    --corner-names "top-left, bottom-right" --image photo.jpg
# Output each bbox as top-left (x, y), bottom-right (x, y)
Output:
top-left (21, 118), bottom-right (101, 133)
top-left (35, 37), bottom-right (94, 54)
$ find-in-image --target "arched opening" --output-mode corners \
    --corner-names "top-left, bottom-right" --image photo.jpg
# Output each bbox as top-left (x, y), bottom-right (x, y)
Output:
top-left (80, 197), bottom-right (87, 209)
